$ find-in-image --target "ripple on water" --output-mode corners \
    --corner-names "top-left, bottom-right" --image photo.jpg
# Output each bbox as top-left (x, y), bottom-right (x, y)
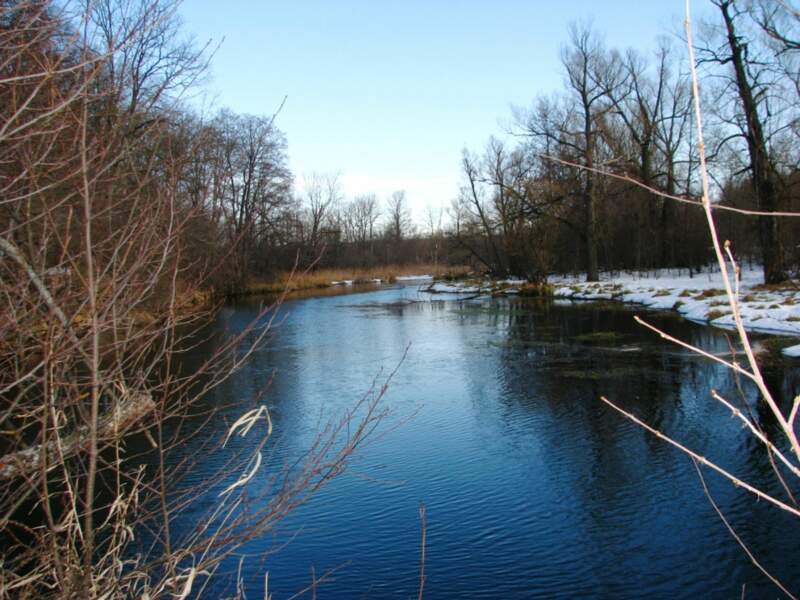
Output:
top-left (160, 290), bottom-right (800, 599)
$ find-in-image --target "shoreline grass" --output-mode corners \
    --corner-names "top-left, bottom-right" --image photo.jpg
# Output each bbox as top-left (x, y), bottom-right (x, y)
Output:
top-left (237, 264), bottom-right (473, 297)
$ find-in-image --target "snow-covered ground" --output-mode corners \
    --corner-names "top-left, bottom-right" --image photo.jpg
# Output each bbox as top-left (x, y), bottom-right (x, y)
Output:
top-left (552, 268), bottom-right (800, 334)
top-left (553, 269), bottom-right (800, 356)
top-left (423, 267), bottom-right (800, 356)
top-left (330, 278), bottom-right (383, 286)
top-left (395, 274), bottom-right (434, 282)
top-left (427, 282), bottom-right (486, 294)
top-left (425, 278), bottom-right (527, 295)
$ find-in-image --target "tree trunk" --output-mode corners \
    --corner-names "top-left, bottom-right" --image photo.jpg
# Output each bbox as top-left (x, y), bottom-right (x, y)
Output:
top-left (720, 0), bottom-right (787, 284)
top-left (584, 127), bottom-right (599, 282)
top-left (660, 160), bottom-right (677, 268)
top-left (584, 183), bottom-right (599, 281)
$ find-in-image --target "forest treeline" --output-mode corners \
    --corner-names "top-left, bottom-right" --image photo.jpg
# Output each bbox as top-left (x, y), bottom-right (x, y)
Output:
top-left (0, 0), bottom-right (446, 308)
top-left (454, 1), bottom-right (800, 284)
top-left (7, 0), bottom-right (799, 309)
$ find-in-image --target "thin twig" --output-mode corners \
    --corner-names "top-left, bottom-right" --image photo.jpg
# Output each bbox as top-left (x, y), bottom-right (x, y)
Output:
top-left (692, 459), bottom-right (797, 600)
top-left (599, 396), bottom-right (800, 518)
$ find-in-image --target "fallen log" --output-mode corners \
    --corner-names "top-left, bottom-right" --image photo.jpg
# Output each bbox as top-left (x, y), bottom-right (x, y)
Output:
top-left (0, 381), bottom-right (155, 481)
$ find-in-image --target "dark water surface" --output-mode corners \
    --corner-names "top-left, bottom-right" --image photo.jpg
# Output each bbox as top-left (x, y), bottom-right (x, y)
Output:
top-left (167, 283), bottom-right (800, 599)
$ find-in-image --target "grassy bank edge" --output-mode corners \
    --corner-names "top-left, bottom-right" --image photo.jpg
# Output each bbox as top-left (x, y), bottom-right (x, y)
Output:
top-left (233, 264), bottom-right (474, 297)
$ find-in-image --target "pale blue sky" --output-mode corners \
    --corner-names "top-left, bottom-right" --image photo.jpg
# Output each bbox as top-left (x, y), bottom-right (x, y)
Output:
top-left (179, 1), bottom-right (714, 220)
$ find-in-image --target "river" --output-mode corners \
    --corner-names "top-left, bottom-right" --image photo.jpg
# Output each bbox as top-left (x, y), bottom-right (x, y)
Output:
top-left (163, 282), bottom-right (800, 599)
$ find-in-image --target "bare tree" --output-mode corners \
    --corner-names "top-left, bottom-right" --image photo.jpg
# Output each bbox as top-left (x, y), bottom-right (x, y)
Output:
top-left (559, 23), bottom-right (621, 280)
top-left (517, 22), bottom-right (622, 280)
top-left (385, 189), bottom-right (413, 242)
top-left (88, 0), bottom-right (211, 120)
top-left (301, 172), bottom-right (341, 265)
top-left (749, 0), bottom-right (800, 91)
top-left (652, 43), bottom-right (695, 266)
top-left (341, 193), bottom-right (381, 265)
top-left (459, 149), bottom-right (506, 274)
top-left (348, 193), bottom-right (381, 244)
top-left (700, 0), bottom-right (796, 283)
top-left (213, 110), bottom-right (292, 287)
top-left (457, 138), bottom-right (556, 279)
top-left (597, 41), bottom-right (699, 270)
top-left (425, 202), bottom-right (444, 267)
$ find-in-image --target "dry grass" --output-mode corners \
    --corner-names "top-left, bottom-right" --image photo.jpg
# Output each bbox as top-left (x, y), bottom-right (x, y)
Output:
top-left (706, 308), bottom-right (729, 321)
top-left (694, 288), bottom-right (726, 299)
top-left (752, 282), bottom-right (800, 292)
top-left (517, 282), bottom-right (554, 297)
top-left (243, 264), bottom-right (472, 295)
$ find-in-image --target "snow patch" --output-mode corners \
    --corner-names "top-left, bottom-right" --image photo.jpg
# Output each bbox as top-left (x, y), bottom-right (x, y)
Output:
top-left (555, 267), bottom-right (800, 337)
top-left (428, 282), bottom-right (483, 293)
top-left (781, 344), bottom-right (800, 358)
top-left (396, 274), bottom-right (433, 281)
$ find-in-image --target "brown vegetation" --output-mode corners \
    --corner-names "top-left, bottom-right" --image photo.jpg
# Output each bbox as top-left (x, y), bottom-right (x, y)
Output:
top-left (0, 2), bottom-right (397, 598)
top-left (241, 263), bottom-right (472, 296)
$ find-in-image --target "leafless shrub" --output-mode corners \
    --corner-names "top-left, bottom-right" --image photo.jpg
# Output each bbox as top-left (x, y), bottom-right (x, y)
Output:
top-left (0, 2), bottom-right (395, 598)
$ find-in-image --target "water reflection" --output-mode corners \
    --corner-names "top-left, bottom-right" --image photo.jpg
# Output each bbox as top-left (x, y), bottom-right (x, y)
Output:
top-left (159, 286), bottom-right (800, 599)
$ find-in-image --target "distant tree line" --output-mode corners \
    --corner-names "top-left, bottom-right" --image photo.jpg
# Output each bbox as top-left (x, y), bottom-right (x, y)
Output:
top-left (452, 1), bottom-right (800, 284)
top-left (6, 1), bottom-right (800, 308)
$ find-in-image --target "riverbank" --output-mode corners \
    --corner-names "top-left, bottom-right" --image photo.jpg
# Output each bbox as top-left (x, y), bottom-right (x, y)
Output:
top-left (237, 264), bottom-right (471, 297)
top-left (424, 267), bottom-right (800, 355)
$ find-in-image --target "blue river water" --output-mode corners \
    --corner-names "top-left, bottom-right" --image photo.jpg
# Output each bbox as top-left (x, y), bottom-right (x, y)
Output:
top-left (159, 282), bottom-right (800, 599)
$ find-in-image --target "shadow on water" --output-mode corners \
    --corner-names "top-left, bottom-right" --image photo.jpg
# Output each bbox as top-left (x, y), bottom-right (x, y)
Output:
top-left (152, 286), bottom-right (800, 599)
